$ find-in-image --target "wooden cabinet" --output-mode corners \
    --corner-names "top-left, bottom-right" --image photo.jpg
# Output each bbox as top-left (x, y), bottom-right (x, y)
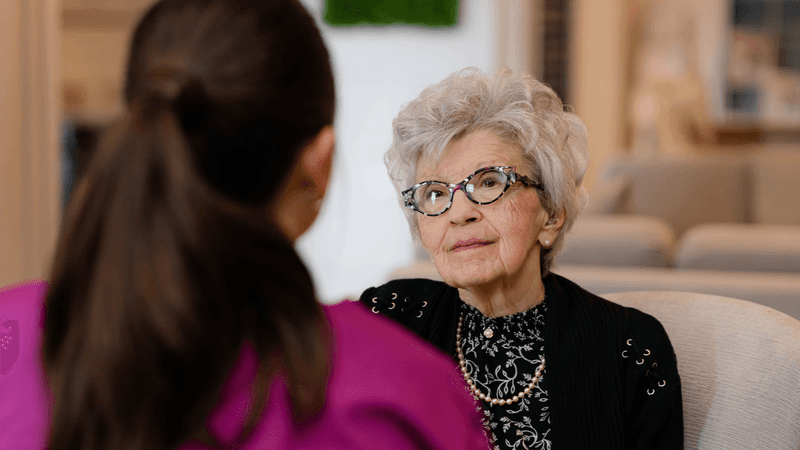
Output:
top-left (62, 0), bottom-right (156, 126)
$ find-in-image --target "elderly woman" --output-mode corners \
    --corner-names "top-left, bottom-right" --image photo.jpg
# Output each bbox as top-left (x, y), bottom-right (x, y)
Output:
top-left (360, 68), bottom-right (683, 449)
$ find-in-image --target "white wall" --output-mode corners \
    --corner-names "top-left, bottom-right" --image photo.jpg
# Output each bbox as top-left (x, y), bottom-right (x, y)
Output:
top-left (296, 0), bottom-right (499, 303)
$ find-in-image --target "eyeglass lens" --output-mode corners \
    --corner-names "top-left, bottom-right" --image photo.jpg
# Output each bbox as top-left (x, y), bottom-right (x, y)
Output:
top-left (413, 169), bottom-right (509, 215)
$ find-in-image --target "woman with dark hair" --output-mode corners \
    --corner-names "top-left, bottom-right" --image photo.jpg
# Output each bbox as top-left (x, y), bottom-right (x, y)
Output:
top-left (0, 1), bottom-right (487, 449)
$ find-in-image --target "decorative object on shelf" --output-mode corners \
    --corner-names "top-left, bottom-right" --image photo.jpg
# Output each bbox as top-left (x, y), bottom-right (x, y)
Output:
top-left (727, 0), bottom-right (800, 125)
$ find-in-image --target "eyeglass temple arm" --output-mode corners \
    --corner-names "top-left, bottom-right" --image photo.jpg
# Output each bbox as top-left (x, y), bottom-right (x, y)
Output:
top-left (515, 173), bottom-right (542, 189)
top-left (402, 189), bottom-right (413, 206)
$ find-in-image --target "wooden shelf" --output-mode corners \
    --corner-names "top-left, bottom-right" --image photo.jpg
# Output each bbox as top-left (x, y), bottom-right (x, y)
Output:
top-left (63, 9), bottom-right (143, 30)
top-left (716, 120), bottom-right (800, 144)
top-left (62, 0), bottom-right (155, 11)
top-left (65, 106), bottom-right (124, 127)
top-left (62, 0), bottom-right (156, 29)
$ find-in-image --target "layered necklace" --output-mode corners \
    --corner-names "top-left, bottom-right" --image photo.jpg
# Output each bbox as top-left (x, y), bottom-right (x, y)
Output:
top-left (455, 303), bottom-right (546, 406)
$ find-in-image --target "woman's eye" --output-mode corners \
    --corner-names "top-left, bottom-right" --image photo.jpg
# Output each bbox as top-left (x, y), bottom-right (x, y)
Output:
top-left (482, 180), bottom-right (498, 188)
top-left (420, 188), bottom-right (447, 204)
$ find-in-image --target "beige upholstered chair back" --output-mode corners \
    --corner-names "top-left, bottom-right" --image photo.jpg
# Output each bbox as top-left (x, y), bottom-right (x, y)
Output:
top-left (594, 156), bottom-right (753, 236)
top-left (752, 149), bottom-right (800, 226)
top-left (557, 214), bottom-right (675, 268)
top-left (605, 291), bottom-right (800, 450)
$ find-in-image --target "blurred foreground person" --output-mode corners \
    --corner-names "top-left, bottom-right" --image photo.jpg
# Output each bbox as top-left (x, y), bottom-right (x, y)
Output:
top-left (362, 68), bottom-right (683, 449)
top-left (0, 1), bottom-right (488, 449)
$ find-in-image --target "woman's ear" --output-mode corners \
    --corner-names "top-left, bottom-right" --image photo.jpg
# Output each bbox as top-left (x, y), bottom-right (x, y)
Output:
top-left (271, 126), bottom-right (335, 242)
top-left (538, 208), bottom-right (565, 248)
top-left (300, 125), bottom-right (335, 198)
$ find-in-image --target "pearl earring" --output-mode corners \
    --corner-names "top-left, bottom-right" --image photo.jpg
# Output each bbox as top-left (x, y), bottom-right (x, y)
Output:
top-left (544, 240), bottom-right (550, 246)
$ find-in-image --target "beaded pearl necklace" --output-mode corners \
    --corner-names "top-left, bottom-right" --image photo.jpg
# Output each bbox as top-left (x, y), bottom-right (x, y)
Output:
top-left (456, 312), bottom-right (546, 405)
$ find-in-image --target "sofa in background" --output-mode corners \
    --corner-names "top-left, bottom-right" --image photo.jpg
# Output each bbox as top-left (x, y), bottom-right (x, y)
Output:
top-left (587, 147), bottom-right (800, 231)
top-left (554, 148), bottom-right (800, 319)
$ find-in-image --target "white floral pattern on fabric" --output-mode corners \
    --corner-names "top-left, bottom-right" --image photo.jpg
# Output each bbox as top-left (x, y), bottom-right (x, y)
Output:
top-left (459, 299), bottom-right (550, 450)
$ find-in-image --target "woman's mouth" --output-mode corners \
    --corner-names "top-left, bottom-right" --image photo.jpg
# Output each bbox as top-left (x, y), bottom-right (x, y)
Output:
top-left (452, 239), bottom-right (493, 252)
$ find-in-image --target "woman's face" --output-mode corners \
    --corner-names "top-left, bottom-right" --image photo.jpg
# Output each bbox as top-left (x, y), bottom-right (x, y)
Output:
top-left (416, 130), bottom-right (552, 290)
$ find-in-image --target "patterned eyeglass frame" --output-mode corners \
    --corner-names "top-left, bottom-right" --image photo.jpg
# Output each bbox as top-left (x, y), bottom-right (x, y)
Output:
top-left (402, 166), bottom-right (543, 217)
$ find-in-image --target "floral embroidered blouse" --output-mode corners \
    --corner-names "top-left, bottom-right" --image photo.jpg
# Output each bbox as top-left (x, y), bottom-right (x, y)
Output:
top-left (459, 300), bottom-right (550, 450)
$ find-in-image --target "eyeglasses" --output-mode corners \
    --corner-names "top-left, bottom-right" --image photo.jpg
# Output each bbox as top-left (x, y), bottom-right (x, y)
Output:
top-left (402, 166), bottom-right (543, 216)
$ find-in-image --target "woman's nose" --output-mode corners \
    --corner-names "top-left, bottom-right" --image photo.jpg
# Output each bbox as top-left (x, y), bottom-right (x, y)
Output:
top-left (448, 189), bottom-right (480, 224)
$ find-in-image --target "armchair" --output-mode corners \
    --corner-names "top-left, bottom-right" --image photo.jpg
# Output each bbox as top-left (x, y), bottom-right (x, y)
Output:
top-left (606, 291), bottom-right (800, 449)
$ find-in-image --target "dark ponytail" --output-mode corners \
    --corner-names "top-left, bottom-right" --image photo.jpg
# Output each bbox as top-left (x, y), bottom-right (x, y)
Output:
top-left (43, 1), bottom-right (334, 449)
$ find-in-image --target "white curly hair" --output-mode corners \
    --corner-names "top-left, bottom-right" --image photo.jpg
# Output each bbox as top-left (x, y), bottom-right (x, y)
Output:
top-left (385, 67), bottom-right (590, 275)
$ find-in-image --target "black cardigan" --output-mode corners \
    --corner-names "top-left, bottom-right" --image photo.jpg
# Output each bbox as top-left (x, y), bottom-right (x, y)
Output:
top-left (359, 273), bottom-right (683, 449)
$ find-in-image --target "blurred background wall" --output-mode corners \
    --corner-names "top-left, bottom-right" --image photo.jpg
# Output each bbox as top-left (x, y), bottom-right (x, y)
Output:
top-left (0, 0), bottom-right (61, 289)
top-left (2, 0), bottom-right (799, 304)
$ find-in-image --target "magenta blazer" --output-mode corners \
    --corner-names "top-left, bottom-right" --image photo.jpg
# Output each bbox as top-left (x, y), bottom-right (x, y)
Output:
top-left (0, 281), bottom-right (487, 449)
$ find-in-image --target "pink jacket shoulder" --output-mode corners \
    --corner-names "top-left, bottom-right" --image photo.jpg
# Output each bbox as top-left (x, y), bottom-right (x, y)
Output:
top-left (0, 280), bottom-right (51, 450)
